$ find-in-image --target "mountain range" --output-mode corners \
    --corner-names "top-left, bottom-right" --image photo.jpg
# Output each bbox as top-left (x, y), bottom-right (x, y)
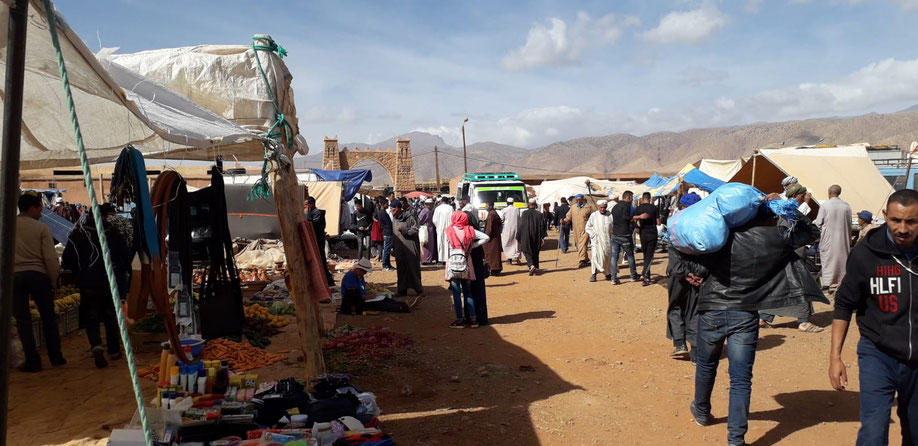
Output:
top-left (295, 108), bottom-right (918, 183)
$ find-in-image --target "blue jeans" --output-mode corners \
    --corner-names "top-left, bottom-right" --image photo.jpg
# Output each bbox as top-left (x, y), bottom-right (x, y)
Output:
top-left (450, 279), bottom-right (475, 322)
top-left (694, 310), bottom-right (759, 446)
top-left (559, 225), bottom-right (571, 253)
top-left (382, 235), bottom-right (393, 268)
top-left (610, 235), bottom-right (637, 280)
top-left (857, 337), bottom-right (918, 446)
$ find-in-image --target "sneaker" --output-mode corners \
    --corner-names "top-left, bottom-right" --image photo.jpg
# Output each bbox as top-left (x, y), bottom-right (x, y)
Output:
top-left (689, 401), bottom-right (709, 426)
top-left (449, 319), bottom-right (466, 329)
top-left (670, 345), bottom-right (689, 356)
top-left (605, 275), bottom-right (612, 281)
top-left (630, 275), bottom-right (641, 282)
top-left (383, 267), bottom-right (396, 272)
top-left (589, 273), bottom-right (597, 282)
top-left (109, 351), bottom-right (122, 361)
top-left (612, 279), bottom-right (622, 285)
top-left (470, 319), bottom-right (480, 328)
top-left (529, 267), bottom-right (535, 276)
top-left (92, 347), bottom-right (109, 369)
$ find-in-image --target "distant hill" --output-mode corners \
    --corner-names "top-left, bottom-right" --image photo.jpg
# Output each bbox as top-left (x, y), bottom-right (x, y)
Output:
top-left (296, 110), bottom-right (918, 182)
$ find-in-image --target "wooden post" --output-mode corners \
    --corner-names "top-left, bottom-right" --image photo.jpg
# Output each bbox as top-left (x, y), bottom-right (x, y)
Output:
top-left (272, 161), bottom-right (326, 378)
top-left (434, 145), bottom-right (441, 192)
top-left (751, 153), bottom-right (758, 188)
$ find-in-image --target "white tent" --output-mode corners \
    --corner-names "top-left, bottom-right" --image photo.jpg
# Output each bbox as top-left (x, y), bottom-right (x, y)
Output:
top-left (104, 40), bottom-right (307, 155)
top-left (536, 176), bottom-right (633, 206)
top-left (698, 159), bottom-right (744, 182)
top-left (1, 0), bottom-right (291, 169)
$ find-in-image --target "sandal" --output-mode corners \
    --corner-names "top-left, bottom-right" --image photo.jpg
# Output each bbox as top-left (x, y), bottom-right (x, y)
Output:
top-left (798, 323), bottom-right (824, 333)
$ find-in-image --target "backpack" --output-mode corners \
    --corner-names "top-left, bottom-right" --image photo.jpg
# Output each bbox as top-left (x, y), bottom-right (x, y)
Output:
top-left (447, 228), bottom-right (470, 279)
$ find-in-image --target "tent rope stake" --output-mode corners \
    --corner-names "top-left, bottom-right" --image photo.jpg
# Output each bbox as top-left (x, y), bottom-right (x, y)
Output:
top-left (42, 0), bottom-right (153, 444)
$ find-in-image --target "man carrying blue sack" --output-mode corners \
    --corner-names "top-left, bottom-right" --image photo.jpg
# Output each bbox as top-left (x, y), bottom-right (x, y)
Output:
top-left (830, 189), bottom-right (918, 445)
top-left (685, 193), bottom-right (827, 446)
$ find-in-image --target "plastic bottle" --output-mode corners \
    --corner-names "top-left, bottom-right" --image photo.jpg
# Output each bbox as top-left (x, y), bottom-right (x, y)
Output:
top-left (196, 369), bottom-right (207, 395)
top-left (205, 367), bottom-right (216, 394)
top-left (169, 366), bottom-right (180, 386)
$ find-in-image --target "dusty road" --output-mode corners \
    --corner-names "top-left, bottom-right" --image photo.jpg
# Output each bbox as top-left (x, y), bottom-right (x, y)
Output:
top-left (7, 236), bottom-right (873, 445)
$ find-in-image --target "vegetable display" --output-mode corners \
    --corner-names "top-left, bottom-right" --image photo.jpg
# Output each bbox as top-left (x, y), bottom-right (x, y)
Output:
top-left (200, 338), bottom-right (287, 372)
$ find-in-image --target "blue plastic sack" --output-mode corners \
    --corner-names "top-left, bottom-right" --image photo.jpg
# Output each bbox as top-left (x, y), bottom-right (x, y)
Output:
top-left (670, 183), bottom-right (766, 254)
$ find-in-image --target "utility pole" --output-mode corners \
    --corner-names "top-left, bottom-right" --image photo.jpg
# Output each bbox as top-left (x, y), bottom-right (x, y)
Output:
top-left (434, 145), bottom-right (441, 192)
top-left (462, 118), bottom-right (468, 173)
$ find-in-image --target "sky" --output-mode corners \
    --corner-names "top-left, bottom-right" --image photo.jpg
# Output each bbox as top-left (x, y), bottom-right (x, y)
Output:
top-left (55, 0), bottom-right (918, 150)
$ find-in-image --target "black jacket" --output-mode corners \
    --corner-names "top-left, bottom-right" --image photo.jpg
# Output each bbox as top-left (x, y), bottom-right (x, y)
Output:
top-left (555, 204), bottom-right (570, 227)
top-left (377, 209), bottom-right (393, 236)
top-left (351, 208), bottom-right (372, 236)
top-left (689, 212), bottom-right (827, 312)
top-left (62, 219), bottom-right (133, 293)
top-left (835, 225), bottom-right (918, 363)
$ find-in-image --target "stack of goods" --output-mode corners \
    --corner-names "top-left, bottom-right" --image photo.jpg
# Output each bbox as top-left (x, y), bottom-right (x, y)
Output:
top-left (249, 279), bottom-right (291, 302)
top-left (127, 374), bottom-right (391, 445)
top-left (235, 239), bottom-right (286, 270)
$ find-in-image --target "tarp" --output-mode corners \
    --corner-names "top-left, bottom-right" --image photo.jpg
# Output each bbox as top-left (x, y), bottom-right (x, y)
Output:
top-left (683, 168), bottom-right (725, 193)
top-left (1, 1), bottom-right (291, 169)
top-left (607, 164), bottom-right (697, 199)
top-left (535, 176), bottom-right (632, 206)
top-left (223, 181), bottom-right (343, 238)
top-left (643, 173), bottom-right (667, 188)
top-left (104, 39), bottom-right (307, 155)
top-left (729, 144), bottom-right (894, 216)
top-left (40, 208), bottom-right (75, 243)
top-left (311, 169), bottom-right (372, 201)
top-left (698, 159), bottom-right (744, 182)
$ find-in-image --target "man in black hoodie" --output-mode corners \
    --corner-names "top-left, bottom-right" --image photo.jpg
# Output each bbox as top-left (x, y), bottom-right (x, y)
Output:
top-left (688, 197), bottom-right (825, 446)
top-left (831, 189), bottom-right (918, 445)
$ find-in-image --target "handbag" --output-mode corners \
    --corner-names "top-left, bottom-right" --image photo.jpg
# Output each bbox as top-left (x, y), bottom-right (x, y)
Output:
top-left (419, 225), bottom-right (429, 244)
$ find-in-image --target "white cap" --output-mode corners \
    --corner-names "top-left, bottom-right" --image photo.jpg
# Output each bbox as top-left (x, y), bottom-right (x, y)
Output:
top-left (596, 200), bottom-right (608, 205)
top-left (529, 198), bottom-right (537, 204)
top-left (507, 198), bottom-right (514, 203)
top-left (425, 198), bottom-right (434, 203)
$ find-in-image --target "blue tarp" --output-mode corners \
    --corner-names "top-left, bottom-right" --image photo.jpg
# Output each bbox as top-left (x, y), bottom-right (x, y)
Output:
top-left (40, 208), bottom-right (75, 244)
top-left (683, 168), bottom-right (725, 193)
top-left (312, 169), bottom-right (373, 201)
top-left (643, 173), bottom-right (666, 188)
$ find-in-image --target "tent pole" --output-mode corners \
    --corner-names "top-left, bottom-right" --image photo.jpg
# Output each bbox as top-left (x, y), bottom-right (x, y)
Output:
top-left (751, 153), bottom-right (758, 187)
top-left (0, 0), bottom-right (29, 443)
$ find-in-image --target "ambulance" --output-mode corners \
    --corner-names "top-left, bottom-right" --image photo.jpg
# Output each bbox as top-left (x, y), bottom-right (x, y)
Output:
top-left (455, 172), bottom-right (527, 228)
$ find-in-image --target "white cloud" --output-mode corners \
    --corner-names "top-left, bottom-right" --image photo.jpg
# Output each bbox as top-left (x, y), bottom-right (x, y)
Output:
top-left (302, 107), bottom-right (360, 124)
top-left (640, 5), bottom-right (728, 44)
top-left (500, 12), bottom-right (639, 71)
top-left (680, 65), bottom-right (729, 86)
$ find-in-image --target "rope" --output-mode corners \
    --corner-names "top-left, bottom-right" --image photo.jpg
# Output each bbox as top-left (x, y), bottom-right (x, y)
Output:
top-left (248, 35), bottom-right (294, 200)
top-left (42, 1), bottom-right (153, 444)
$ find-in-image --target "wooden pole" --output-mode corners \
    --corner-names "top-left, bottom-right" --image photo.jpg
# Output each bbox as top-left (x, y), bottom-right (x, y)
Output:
top-left (0, 1), bottom-right (28, 441)
top-left (751, 153), bottom-right (758, 188)
top-left (272, 159), bottom-right (326, 378)
top-left (434, 145), bottom-right (441, 192)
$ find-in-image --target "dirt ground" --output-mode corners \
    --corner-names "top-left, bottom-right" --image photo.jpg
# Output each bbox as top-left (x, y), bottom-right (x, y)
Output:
top-left (6, 234), bottom-right (882, 445)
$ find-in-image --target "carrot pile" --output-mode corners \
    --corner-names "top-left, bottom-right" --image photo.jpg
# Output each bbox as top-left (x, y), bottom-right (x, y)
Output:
top-left (137, 364), bottom-right (161, 382)
top-left (201, 338), bottom-right (288, 372)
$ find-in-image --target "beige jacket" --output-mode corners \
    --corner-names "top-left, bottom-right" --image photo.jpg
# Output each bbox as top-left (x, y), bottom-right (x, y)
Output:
top-left (15, 215), bottom-right (60, 283)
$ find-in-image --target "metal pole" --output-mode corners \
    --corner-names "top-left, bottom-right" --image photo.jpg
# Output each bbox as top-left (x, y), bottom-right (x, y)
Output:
top-left (434, 145), bottom-right (441, 192)
top-left (0, 0), bottom-right (29, 443)
top-left (462, 118), bottom-right (468, 174)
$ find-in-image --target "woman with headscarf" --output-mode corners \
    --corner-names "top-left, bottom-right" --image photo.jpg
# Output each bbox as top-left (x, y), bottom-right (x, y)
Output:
top-left (445, 211), bottom-right (490, 328)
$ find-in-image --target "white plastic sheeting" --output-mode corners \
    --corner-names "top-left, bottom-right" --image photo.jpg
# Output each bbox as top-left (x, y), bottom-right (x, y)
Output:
top-left (104, 40), bottom-right (307, 155)
top-left (536, 176), bottom-right (633, 206)
top-left (1, 0), bottom-right (272, 169)
top-left (698, 159), bottom-right (744, 181)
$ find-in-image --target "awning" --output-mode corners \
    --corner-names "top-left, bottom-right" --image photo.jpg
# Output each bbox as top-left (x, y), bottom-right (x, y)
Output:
top-left (312, 169), bottom-right (373, 202)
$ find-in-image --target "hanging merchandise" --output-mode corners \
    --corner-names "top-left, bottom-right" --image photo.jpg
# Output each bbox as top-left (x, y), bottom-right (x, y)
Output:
top-left (110, 146), bottom-right (191, 363)
top-left (188, 168), bottom-right (247, 339)
top-left (151, 171), bottom-right (194, 329)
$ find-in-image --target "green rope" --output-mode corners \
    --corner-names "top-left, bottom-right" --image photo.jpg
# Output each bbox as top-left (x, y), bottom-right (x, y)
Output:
top-left (248, 35), bottom-right (294, 201)
top-left (43, 1), bottom-right (153, 444)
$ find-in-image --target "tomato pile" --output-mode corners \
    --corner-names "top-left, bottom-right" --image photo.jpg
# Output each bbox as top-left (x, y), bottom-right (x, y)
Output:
top-left (322, 326), bottom-right (414, 362)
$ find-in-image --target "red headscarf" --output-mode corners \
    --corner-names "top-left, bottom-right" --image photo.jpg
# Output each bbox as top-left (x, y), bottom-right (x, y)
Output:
top-left (447, 210), bottom-right (474, 249)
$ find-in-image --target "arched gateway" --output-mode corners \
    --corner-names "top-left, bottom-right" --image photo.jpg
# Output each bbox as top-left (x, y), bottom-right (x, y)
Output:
top-left (322, 137), bottom-right (416, 192)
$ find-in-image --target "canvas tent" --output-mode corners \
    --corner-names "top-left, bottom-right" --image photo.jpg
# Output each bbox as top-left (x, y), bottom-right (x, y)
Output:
top-left (0, 1), bottom-right (293, 169)
top-left (729, 144), bottom-right (894, 216)
top-left (535, 176), bottom-right (632, 206)
top-left (698, 159), bottom-right (744, 182)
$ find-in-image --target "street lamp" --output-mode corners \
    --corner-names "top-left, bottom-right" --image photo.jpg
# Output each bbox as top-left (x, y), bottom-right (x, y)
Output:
top-left (462, 118), bottom-right (468, 173)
